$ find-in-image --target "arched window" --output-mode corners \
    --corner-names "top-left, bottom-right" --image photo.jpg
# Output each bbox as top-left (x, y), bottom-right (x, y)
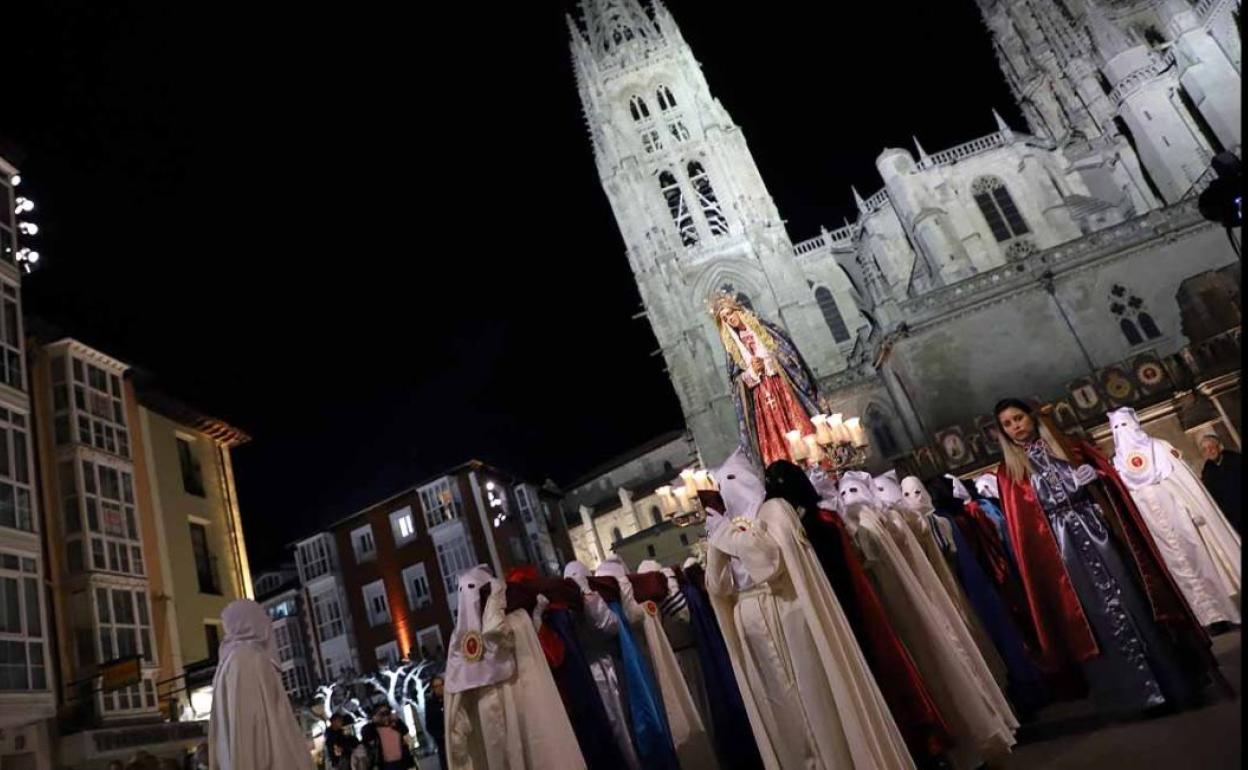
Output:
top-left (1121, 318), bottom-right (1144, 346)
top-left (629, 95), bottom-right (650, 121)
top-left (659, 170), bottom-right (698, 246)
top-left (815, 286), bottom-right (851, 342)
top-left (657, 86), bottom-right (677, 110)
top-left (611, 526), bottom-right (623, 544)
top-left (1110, 284), bottom-right (1161, 346)
top-left (687, 161), bottom-right (729, 236)
top-left (650, 506), bottom-right (663, 526)
top-left (971, 176), bottom-right (1029, 242)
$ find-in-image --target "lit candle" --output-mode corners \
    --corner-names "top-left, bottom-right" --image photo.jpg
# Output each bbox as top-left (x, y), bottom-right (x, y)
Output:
top-left (829, 413), bottom-right (849, 444)
top-left (811, 414), bottom-right (835, 445)
top-left (803, 434), bottom-right (823, 464)
top-left (680, 468), bottom-right (697, 497)
top-left (674, 486), bottom-right (692, 513)
top-left (656, 485), bottom-right (675, 514)
top-left (785, 429), bottom-right (808, 460)
top-left (845, 417), bottom-right (868, 447)
top-left (692, 469), bottom-right (711, 490)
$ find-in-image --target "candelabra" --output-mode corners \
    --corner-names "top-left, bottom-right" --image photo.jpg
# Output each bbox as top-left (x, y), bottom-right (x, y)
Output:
top-left (787, 413), bottom-right (870, 473)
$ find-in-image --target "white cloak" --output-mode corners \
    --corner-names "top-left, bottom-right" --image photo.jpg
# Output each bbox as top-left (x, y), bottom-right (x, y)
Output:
top-left (209, 600), bottom-right (314, 770)
top-left (446, 579), bottom-right (585, 770)
top-left (839, 473), bottom-right (1016, 770)
top-left (707, 498), bottom-right (915, 770)
top-left (597, 558), bottom-right (719, 770)
top-left (1119, 439), bottom-right (1241, 626)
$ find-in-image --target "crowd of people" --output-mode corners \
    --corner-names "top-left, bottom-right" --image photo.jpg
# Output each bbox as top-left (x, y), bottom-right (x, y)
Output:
top-left (198, 396), bottom-right (1240, 770)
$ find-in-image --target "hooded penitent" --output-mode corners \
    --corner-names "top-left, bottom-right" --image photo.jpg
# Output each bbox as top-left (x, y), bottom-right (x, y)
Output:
top-left (445, 566), bottom-right (586, 770)
top-left (598, 556), bottom-right (718, 770)
top-left (1107, 408), bottom-right (1240, 627)
top-left (879, 472), bottom-right (1009, 690)
top-left (209, 600), bottom-right (315, 770)
top-left (561, 560), bottom-right (642, 770)
top-left (707, 451), bottom-right (916, 769)
top-left (766, 461), bottom-right (952, 765)
top-left (906, 477), bottom-right (1049, 716)
top-left (838, 472), bottom-right (1018, 770)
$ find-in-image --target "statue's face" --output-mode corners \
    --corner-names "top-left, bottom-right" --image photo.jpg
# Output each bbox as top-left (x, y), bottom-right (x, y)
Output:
top-left (720, 308), bottom-right (743, 329)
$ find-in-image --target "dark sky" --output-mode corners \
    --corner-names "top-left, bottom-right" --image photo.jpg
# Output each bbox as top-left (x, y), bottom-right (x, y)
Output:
top-left (8, 1), bottom-right (1021, 571)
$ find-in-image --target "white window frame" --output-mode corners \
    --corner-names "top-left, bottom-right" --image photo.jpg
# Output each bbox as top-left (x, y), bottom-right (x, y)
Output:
top-left (273, 620), bottom-right (302, 663)
top-left (415, 625), bottom-right (444, 661)
top-left (351, 524), bottom-right (376, 563)
top-left (389, 506), bottom-right (417, 547)
top-left (402, 562), bottom-right (432, 611)
top-left (0, 552), bottom-right (47, 691)
top-left (374, 640), bottom-right (400, 670)
top-left (362, 579), bottom-right (390, 627)
top-left (433, 526), bottom-right (476, 622)
top-left (418, 478), bottom-right (462, 530)
top-left (311, 589), bottom-right (345, 641)
top-left (297, 536), bottom-right (332, 583)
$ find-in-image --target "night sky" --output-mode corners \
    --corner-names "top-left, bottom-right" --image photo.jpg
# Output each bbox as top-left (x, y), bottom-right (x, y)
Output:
top-left (8, 1), bottom-right (1022, 570)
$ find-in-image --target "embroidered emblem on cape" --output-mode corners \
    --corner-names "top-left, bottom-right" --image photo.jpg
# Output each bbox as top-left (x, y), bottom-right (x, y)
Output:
top-left (643, 600), bottom-right (659, 617)
top-left (1126, 451), bottom-right (1149, 471)
top-left (731, 516), bottom-right (752, 532)
top-left (461, 630), bottom-right (484, 662)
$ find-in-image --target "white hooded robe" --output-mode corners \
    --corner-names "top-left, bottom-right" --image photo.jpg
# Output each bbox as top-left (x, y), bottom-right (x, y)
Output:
top-left (1108, 407), bottom-right (1240, 627)
top-left (706, 451), bottom-right (914, 770)
top-left (209, 599), bottom-right (315, 770)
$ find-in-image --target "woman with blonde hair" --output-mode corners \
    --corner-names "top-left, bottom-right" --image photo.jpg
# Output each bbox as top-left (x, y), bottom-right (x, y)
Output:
top-left (991, 398), bottom-right (1221, 716)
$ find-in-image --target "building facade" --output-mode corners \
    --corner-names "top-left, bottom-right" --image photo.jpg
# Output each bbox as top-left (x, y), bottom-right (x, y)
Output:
top-left (295, 460), bottom-right (576, 680)
top-left (255, 567), bottom-right (317, 703)
top-left (0, 155), bottom-right (57, 770)
top-left (567, 0), bottom-right (1241, 470)
top-left (293, 532), bottom-right (360, 683)
top-left (25, 332), bottom-right (256, 767)
top-left (561, 431), bottom-right (702, 569)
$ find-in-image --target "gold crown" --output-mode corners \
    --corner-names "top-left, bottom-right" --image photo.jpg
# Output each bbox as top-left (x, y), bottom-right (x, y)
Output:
top-left (708, 290), bottom-right (744, 318)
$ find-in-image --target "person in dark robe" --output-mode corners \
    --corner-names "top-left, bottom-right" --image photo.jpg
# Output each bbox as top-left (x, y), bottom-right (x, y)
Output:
top-left (761, 461), bottom-right (953, 768)
top-left (993, 398), bottom-right (1222, 717)
top-left (508, 575), bottom-right (630, 770)
top-left (923, 478), bottom-right (1048, 717)
top-left (670, 562), bottom-right (763, 770)
top-left (423, 677), bottom-right (446, 770)
top-left (1199, 434), bottom-right (1242, 532)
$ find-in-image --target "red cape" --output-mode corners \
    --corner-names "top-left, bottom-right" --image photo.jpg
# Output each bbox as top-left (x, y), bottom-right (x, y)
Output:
top-left (996, 439), bottom-right (1213, 673)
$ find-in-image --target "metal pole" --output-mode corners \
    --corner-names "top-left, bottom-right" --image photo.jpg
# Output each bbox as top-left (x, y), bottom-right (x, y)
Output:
top-left (1042, 271), bottom-right (1099, 377)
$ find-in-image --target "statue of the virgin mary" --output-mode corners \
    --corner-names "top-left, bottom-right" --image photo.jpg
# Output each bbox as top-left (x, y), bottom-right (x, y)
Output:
top-left (710, 292), bottom-right (821, 468)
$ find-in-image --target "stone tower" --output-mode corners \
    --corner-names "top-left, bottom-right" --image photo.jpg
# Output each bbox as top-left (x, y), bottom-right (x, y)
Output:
top-left (979, 0), bottom-right (1239, 203)
top-left (567, 0), bottom-right (861, 465)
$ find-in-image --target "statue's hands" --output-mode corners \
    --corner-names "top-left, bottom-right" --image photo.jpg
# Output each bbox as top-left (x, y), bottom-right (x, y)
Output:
top-left (751, 358), bottom-right (765, 376)
top-left (1072, 464), bottom-right (1099, 488)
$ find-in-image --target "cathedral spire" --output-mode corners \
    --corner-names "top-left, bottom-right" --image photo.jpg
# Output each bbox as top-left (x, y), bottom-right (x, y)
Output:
top-left (993, 109), bottom-right (1015, 143)
top-left (852, 186), bottom-right (868, 214)
top-left (578, 0), bottom-right (660, 62)
top-left (912, 136), bottom-right (930, 163)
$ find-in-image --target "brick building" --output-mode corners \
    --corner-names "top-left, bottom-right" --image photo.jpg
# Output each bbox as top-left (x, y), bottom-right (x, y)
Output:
top-left (306, 460), bottom-right (576, 676)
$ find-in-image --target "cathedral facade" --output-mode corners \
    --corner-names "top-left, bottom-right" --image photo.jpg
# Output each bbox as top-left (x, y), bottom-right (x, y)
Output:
top-left (568, 0), bottom-right (1241, 471)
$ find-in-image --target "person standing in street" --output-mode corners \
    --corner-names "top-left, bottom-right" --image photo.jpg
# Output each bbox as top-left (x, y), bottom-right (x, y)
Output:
top-left (1199, 434), bottom-right (1241, 532)
top-left (360, 704), bottom-right (415, 770)
top-left (424, 676), bottom-right (447, 770)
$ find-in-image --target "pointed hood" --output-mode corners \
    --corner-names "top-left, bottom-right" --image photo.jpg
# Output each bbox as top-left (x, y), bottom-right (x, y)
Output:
top-left (873, 471), bottom-right (904, 506)
top-left (445, 565), bottom-right (515, 694)
top-left (716, 448), bottom-right (766, 522)
top-left (900, 475), bottom-right (935, 515)
top-left (1108, 407), bottom-right (1174, 489)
